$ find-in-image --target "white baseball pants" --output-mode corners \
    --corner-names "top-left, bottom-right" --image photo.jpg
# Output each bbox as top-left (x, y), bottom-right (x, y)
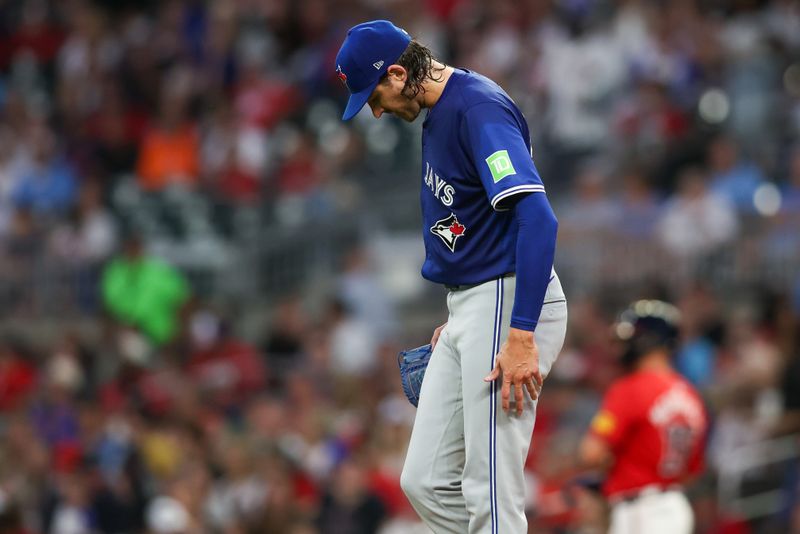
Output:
top-left (400, 273), bottom-right (568, 533)
top-left (609, 489), bottom-right (694, 534)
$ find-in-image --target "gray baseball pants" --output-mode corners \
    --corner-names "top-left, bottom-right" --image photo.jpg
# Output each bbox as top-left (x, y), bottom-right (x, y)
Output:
top-left (401, 272), bottom-right (568, 533)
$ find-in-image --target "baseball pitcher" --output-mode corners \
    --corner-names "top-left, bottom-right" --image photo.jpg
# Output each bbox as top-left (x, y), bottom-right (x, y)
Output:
top-left (335, 20), bottom-right (568, 533)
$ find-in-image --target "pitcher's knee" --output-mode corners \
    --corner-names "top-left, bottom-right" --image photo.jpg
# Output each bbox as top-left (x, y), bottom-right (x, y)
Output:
top-left (400, 462), bottom-right (430, 504)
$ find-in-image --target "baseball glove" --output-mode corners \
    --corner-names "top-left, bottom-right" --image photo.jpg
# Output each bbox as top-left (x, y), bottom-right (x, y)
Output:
top-left (398, 344), bottom-right (432, 407)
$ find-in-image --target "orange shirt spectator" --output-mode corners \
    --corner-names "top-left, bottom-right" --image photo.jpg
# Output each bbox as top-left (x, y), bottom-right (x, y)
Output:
top-left (136, 124), bottom-right (200, 191)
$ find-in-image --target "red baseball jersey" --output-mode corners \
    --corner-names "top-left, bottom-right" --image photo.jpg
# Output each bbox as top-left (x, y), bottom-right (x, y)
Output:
top-left (590, 369), bottom-right (707, 498)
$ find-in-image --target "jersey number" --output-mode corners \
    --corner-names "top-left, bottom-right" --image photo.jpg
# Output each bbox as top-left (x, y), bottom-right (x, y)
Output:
top-left (659, 423), bottom-right (694, 478)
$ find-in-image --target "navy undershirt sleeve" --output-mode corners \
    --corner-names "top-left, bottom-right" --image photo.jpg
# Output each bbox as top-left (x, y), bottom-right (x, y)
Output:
top-left (509, 192), bottom-right (558, 331)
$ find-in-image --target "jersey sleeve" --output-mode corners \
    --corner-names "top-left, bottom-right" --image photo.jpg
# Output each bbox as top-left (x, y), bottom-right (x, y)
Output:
top-left (460, 101), bottom-right (544, 211)
top-left (590, 382), bottom-right (637, 451)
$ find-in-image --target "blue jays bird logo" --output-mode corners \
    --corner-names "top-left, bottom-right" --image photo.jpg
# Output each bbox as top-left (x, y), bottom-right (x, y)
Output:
top-left (430, 213), bottom-right (466, 252)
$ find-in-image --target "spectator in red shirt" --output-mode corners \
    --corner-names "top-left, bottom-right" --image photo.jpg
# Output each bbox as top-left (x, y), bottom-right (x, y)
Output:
top-left (185, 310), bottom-right (266, 413)
top-left (0, 0), bottom-right (64, 70)
top-left (0, 339), bottom-right (37, 412)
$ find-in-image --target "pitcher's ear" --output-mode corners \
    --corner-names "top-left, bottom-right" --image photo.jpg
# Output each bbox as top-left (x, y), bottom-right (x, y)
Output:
top-left (386, 64), bottom-right (407, 82)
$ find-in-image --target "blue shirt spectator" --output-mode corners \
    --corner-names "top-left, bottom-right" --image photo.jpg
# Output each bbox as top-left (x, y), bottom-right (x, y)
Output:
top-left (13, 156), bottom-right (77, 216)
top-left (675, 337), bottom-right (716, 387)
top-left (707, 136), bottom-right (765, 213)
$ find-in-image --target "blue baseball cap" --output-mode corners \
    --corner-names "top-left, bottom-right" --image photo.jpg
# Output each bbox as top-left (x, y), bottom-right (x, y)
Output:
top-left (335, 20), bottom-right (412, 121)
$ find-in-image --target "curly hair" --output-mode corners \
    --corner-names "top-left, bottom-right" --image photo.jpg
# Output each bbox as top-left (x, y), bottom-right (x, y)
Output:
top-left (387, 40), bottom-right (446, 99)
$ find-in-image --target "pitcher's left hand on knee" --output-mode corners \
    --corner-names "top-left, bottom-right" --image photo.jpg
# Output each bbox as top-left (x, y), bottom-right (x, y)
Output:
top-left (484, 327), bottom-right (543, 415)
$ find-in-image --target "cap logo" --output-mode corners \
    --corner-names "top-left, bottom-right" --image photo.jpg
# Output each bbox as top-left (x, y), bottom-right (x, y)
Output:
top-left (336, 21), bottom-right (413, 120)
top-left (335, 65), bottom-right (348, 88)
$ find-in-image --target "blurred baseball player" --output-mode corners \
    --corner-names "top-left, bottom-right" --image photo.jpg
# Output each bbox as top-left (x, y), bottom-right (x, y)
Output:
top-left (335, 20), bottom-right (568, 533)
top-left (578, 300), bottom-right (708, 534)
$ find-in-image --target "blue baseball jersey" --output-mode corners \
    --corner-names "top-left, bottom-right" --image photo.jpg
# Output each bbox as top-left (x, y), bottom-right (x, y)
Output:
top-left (420, 68), bottom-right (546, 285)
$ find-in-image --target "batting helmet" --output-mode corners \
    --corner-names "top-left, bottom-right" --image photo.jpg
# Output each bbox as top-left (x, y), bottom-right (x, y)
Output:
top-left (614, 300), bottom-right (681, 367)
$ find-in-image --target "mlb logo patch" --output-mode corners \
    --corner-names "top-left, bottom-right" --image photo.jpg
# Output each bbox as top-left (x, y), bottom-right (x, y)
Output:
top-left (430, 213), bottom-right (466, 252)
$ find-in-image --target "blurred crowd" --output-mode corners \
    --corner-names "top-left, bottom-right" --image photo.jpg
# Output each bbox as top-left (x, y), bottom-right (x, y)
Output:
top-left (0, 0), bottom-right (799, 533)
top-left (1, 249), bottom-right (800, 534)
